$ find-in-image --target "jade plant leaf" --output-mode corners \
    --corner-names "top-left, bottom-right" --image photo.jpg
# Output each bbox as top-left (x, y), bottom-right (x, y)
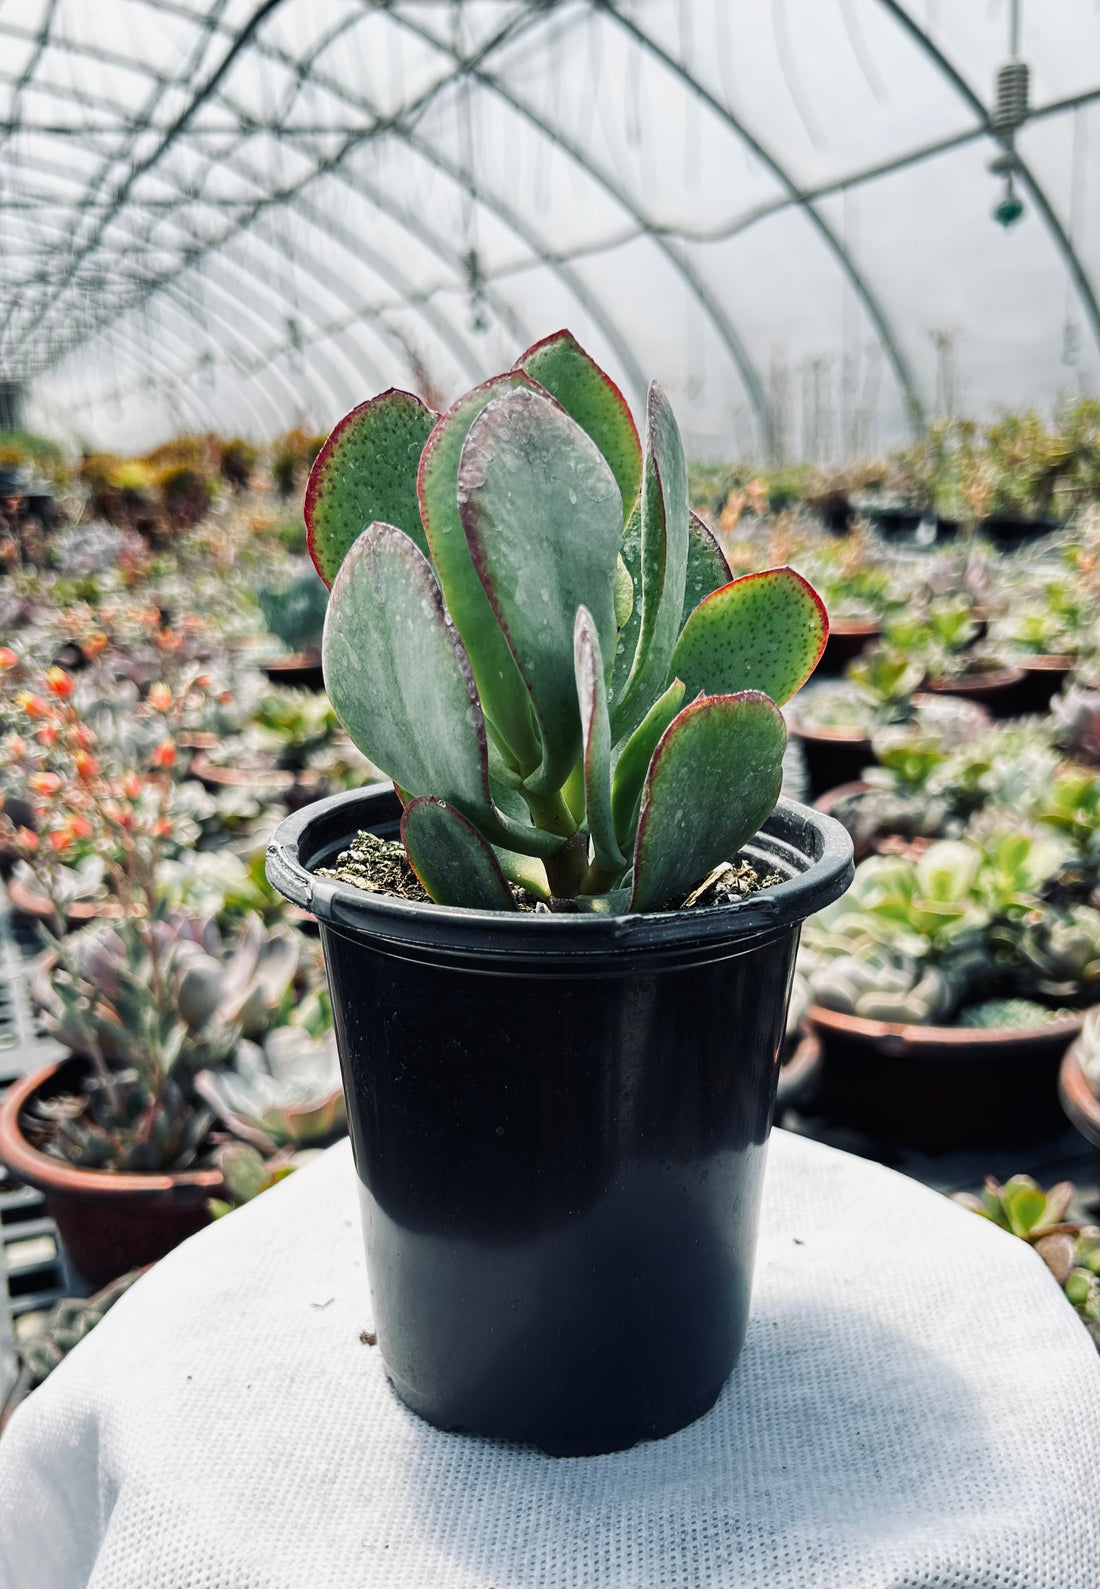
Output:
top-left (457, 386), bottom-right (623, 795)
top-left (401, 797), bottom-right (516, 910)
top-left (418, 372), bottom-right (542, 773)
top-left (322, 522), bottom-right (493, 820)
top-left (610, 677), bottom-right (685, 850)
top-left (514, 329), bottom-right (642, 520)
top-left (668, 566), bottom-right (827, 705)
top-left (609, 383), bottom-right (689, 741)
top-left (610, 500), bottom-right (642, 706)
top-left (631, 691), bottom-right (787, 912)
top-left (306, 389), bottom-right (436, 586)
top-left (574, 607), bottom-right (627, 874)
top-left (681, 511), bottom-right (731, 630)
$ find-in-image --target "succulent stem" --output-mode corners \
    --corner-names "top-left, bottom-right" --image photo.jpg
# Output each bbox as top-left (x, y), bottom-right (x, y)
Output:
top-left (544, 832), bottom-right (590, 898)
top-left (521, 786), bottom-right (577, 841)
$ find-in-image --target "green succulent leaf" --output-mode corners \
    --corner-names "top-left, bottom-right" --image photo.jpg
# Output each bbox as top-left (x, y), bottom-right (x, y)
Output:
top-left (401, 797), bottom-right (517, 910)
top-left (631, 691), bottom-right (787, 912)
top-left (668, 566), bottom-right (828, 706)
top-left (681, 511), bottom-right (731, 631)
top-left (419, 373), bottom-right (542, 772)
top-left (514, 329), bottom-right (642, 520)
top-left (574, 606), bottom-right (627, 874)
top-left (457, 385), bottom-right (623, 795)
top-left (305, 389), bottom-right (436, 586)
top-left (1001, 1175), bottom-right (1049, 1239)
top-left (609, 382), bottom-right (689, 741)
top-left (610, 676), bottom-right (686, 850)
top-left (322, 522), bottom-right (493, 821)
top-left (610, 500), bottom-right (643, 705)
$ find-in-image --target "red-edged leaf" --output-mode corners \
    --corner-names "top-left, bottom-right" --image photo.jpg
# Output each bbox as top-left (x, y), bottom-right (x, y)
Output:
top-left (401, 797), bottom-right (517, 910)
top-left (306, 389), bottom-right (435, 586)
top-left (418, 372), bottom-right (543, 772)
top-left (514, 329), bottom-right (641, 519)
top-left (669, 566), bottom-right (828, 705)
top-left (630, 691), bottom-right (786, 912)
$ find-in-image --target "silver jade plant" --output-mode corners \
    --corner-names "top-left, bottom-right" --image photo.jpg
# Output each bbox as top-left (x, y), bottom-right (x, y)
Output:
top-left (305, 332), bottom-right (828, 912)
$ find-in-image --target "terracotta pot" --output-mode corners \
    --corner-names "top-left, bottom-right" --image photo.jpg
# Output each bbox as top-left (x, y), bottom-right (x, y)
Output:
top-left (189, 751), bottom-right (295, 797)
top-left (1058, 1041), bottom-right (1100, 1185)
top-left (923, 664), bottom-right (1026, 719)
top-left (261, 652), bottom-right (325, 692)
top-left (7, 874), bottom-right (122, 928)
top-left (0, 1056), bottom-right (223, 1287)
top-left (774, 1028), bottom-right (822, 1113)
top-left (818, 619), bottom-right (881, 676)
top-left (809, 1004), bottom-right (1089, 1152)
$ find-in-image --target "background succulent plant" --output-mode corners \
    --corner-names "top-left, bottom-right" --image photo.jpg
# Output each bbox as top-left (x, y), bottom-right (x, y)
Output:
top-left (952, 1176), bottom-right (1100, 1350)
top-left (305, 332), bottom-right (828, 911)
top-left (801, 826), bottom-right (1098, 1024)
top-left (26, 911), bottom-right (300, 1171)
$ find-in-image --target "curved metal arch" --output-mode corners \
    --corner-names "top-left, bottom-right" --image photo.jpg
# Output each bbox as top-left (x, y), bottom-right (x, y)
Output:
top-left (386, 11), bottom-right (776, 452)
top-left (596, 0), bottom-right (926, 432)
top-left (5, 4), bottom-right (544, 381)
top-left (40, 312), bottom-right (222, 439)
top-left (68, 280), bottom-right (291, 435)
top-left (16, 8), bottom-right (654, 413)
top-left (228, 22), bottom-right (652, 405)
top-left (4, 0), bottom-right (283, 347)
top-left (1, 136), bottom-right (503, 396)
top-left (876, 0), bottom-right (1100, 354)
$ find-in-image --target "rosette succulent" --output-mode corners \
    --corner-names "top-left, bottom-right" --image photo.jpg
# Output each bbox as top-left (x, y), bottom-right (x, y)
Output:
top-left (304, 332), bottom-right (828, 911)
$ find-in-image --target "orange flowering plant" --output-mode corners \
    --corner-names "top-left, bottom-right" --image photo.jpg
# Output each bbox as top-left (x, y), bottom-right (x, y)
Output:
top-left (1, 651), bottom-right (307, 1173)
top-left (0, 651), bottom-right (203, 931)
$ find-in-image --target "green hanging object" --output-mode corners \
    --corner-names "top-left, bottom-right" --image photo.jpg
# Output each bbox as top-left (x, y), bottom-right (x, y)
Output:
top-left (994, 183), bottom-right (1025, 228)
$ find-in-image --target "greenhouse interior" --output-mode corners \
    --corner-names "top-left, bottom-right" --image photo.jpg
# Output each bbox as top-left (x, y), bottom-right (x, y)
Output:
top-left (0, 2), bottom-right (1098, 1584)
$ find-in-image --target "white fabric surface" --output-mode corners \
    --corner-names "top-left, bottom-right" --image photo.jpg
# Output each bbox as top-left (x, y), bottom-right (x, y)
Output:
top-left (1, 1130), bottom-right (1098, 1589)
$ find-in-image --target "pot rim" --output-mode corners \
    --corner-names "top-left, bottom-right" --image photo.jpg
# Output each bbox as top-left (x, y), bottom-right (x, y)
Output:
top-left (809, 1002), bottom-right (1089, 1055)
top-left (1058, 1044), bottom-right (1100, 1147)
top-left (265, 784), bottom-right (854, 957)
top-left (0, 1057), bottom-right (224, 1200)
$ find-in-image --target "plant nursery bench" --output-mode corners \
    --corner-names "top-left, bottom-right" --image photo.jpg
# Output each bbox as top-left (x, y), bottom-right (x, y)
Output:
top-left (1, 1131), bottom-right (1097, 1589)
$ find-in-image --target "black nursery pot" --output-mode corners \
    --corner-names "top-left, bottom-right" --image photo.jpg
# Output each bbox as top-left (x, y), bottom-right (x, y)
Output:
top-left (267, 786), bottom-right (852, 1455)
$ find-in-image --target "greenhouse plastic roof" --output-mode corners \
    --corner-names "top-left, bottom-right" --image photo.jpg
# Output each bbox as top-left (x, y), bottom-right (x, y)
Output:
top-left (1, 0), bottom-right (1097, 458)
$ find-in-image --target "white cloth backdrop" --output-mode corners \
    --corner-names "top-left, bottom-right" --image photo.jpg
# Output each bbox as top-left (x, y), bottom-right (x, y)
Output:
top-left (1, 1130), bottom-right (1097, 1589)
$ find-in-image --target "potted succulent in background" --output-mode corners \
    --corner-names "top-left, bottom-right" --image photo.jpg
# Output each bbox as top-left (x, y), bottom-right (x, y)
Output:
top-left (818, 717), bottom-right (1098, 863)
top-left (256, 566), bottom-right (329, 690)
top-left (0, 909), bottom-right (301, 1284)
top-left (800, 824), bottom-right (1099, 1150)
top-left (266, 331), bottom-right (853, 1455)
top-left (1059, 1009), bottom-right (1100, 1184)
top-left (787, 648), bottom-right (989, 800)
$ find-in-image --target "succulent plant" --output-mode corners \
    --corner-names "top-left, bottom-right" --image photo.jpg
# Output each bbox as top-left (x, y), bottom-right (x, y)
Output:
top-left (1053, 682), bottom-right (1100, 764)
top-left (958, 997), bottom-right (1071, 1029)
top-left (1070, 1006), bottom-right (1100, 1092)
top-left (206, 1141), bottom-right (295, 1219)
top-left (26, 911), bottom-right (300, 1171)
top-left (4, 1268), bottom-right (145, 1416)
top-left (304, 332), bottom-right (828, 911)
top-left (196, 1026), bottom-right (343, 1151)
top-left (800, 827), bottom-right (1090, 1025)
top-left (1015, 905), bottom-right (1100, 1003)
top-left (256, 567), bottom-right (329, 656)
top-left (952, 1176), bottom-right (1100, 1349)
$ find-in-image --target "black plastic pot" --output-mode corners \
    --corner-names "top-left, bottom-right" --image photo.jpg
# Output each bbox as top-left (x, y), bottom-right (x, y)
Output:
top-left (267, 785), bottom-right (852, 1455)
